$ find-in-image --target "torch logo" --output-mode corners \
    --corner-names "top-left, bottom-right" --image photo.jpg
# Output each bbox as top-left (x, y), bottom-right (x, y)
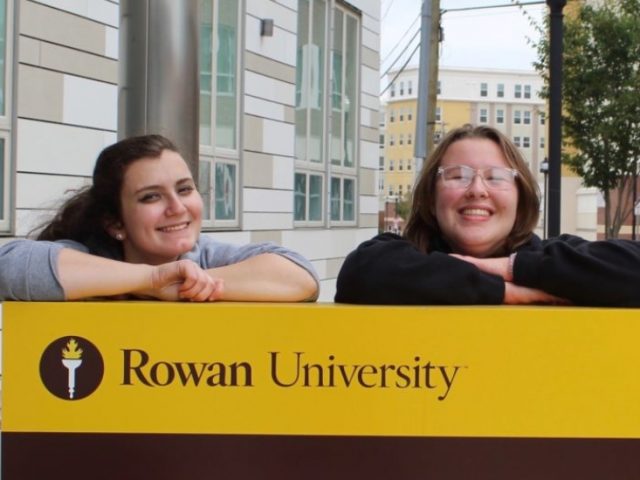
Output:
top-left (40, 336), bottom-right (104, 401)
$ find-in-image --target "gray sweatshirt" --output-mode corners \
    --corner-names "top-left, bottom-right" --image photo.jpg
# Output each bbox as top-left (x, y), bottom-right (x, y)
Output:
top-left (0, 236), bottom-right (319, 301)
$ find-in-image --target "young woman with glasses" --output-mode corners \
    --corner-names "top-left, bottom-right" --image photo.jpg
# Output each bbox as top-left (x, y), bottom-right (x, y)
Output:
top-left (335, 124), bottom-right (640, 306)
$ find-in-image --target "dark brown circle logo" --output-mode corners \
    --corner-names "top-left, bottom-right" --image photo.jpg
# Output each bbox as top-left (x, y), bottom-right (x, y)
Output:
top-left (40, 336), bottom-right (104, 401)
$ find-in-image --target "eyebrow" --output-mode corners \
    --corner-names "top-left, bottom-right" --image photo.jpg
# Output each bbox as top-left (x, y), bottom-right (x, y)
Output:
top-left (133, 177), bottom-right (194, 195)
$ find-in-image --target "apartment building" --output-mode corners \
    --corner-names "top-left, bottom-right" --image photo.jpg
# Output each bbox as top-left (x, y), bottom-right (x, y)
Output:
top-left (0, 0), bottom-right (382, 301)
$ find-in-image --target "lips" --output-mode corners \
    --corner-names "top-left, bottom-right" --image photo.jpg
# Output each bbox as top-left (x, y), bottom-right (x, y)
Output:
top-left (157, 222), bottom-right (190, 233)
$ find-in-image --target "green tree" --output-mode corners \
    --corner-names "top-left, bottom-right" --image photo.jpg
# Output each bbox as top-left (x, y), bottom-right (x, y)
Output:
top-left (533, 0), bottom-right (640, 238)
top-left (396, 192), bottom-right (412, 221)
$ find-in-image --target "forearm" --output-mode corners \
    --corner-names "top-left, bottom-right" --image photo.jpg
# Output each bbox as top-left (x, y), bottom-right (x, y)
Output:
top-left (58, 248), bottom-right (154, 300)
top-left (206, 253), bottom-right (318, 302)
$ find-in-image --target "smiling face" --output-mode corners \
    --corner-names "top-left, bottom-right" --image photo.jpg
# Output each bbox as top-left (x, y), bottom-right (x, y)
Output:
top-left (111, 150), bottom-right (203, 265)
top-left (434, 138), bottom-right (519, 257)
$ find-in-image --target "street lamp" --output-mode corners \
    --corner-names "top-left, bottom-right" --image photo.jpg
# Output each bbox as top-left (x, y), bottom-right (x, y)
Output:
top-left (540, 157), bottom-right (549, 239)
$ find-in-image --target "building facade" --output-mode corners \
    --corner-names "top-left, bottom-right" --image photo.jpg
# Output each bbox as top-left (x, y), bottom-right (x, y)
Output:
top-left (0, 0), bottom-right (382, 301)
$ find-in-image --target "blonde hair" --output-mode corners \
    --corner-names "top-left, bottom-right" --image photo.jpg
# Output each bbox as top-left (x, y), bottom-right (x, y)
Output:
top-left (404, 124), bottom-right (540, 254)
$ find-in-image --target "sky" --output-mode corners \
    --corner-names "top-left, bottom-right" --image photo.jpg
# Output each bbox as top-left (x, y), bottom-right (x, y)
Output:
top-left (380, 0), bottom-right (547, 86)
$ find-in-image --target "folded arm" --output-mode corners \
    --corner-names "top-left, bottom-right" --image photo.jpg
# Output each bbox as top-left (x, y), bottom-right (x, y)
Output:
top-left (206, 253), bottom-right (318, 302)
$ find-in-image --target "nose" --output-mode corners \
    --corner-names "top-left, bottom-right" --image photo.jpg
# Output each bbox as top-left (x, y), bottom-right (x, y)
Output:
top-left (465, 172), bottom-right (489, 198)
top-left (165, 192), bottom-right (187, 215)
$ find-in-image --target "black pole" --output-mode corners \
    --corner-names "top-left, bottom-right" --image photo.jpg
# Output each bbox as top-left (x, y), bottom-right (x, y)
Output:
top-left (633, 159), bottom-right (637, 241)
top-left (546, 0), bottom-right (566, 238)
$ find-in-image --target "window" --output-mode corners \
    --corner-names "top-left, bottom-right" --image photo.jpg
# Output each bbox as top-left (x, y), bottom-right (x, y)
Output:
top-left (514, 110), bottom-right (521, 124)
top-left (0, 0), bottom-right (13, 231)
top-left (497, 83), bottom-right (504, 98)
top-left (389, 159), bottom-right (394, 171)
top-left (199, 0), bottom-right (241, 227)
top-left (389, 109), bottom-right (395, 122)
top-left (399, 159), bottom-right (404, 171)
top-left (294, 0), bottom-right (328, 224)
top-left (515, 84), bottom-right (522, 98)
top-left (540, 113), bottom-right (545, 125)
top-left (407, 159), bottom-right (412, 171)
top-left (379, 155), bottom-right (384, 170)
top-left (379, 134), bottom-right (384, 146)
top-left (388, 185), bottom-right (393, 196)
top-left (378, 177), bottom-right (384, 192)
top-left (399, 134), bottom-right (404, 146)
top-left (399, 81), bottom-right (404, 95)
top-left (398, 184), bottom-right (403, 197)
top-left (437, 80), bottom-right (441, 95)
top-left (523, 111), bottom-right (531, 125)
top-left (523, 136), bottom-right (530, 148)
top-left (496, 109), bottom-right (504, 124)
top-left (389, 134), bottom-right (394, 146)
top-left (435, 106), bottom-right (441, 122)
top-left (513, 136), bottom-right (521, 147)
top-left (407, 109), bottom-right (412, 121)
top-left (294, 172), bottom-right (323, 222)
top-left (398, 109), bottom-right (403, 122)
top-left (390, 83), bottom-right (395, 97)
top-left (330, 176), bottom-right (355, 222)
top-left (524, 84), bottom-right (531, 99)
top-left (407, 133), bottom-right (412, 145)
top-left (294, 1), bottom-right (360, 225)
top-left (540, 136), bottom-right (545, 148)
top-left (480, 82), bottom-right (488, 97)
top-left (408, 80), bottom-right (413, 95)
top-left (479, 108), bottom-right (488, 124)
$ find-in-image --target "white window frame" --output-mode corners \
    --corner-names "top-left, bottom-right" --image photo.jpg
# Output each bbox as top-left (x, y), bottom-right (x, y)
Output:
top-left (523, 136), bottom-right (530, 148)
top-left (479, 108), bottom-right (488, 124)
top-left (480, 82), bottom-right (488, 97)
top-left (514, 110), bottom-right (522, 124)
top-left (329, 174), bottom-right (357, 225)
top-left (0, 0), bottom-right (14, 232)
top-left (514, 136), bottom-right (521, 147)
top-left (199, 0), bottom-right (243, 229)
top-left (523, 110), bottom-right (531, 125)
top-left (497, 83), bottom-right (504, 98)
top-left (524, 84), bottom-right (531, 99)
top-left (496, 109), bottom-right (504, 124)
top-left (515, 84), bottom-right (522, 98)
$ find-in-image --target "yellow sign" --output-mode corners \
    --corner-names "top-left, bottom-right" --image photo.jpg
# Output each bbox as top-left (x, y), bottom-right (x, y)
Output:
top-left (3, 302), bottom-right (640, 438)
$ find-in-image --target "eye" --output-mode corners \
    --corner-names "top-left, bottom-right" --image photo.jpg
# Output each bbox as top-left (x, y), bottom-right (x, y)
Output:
top-left (178, 184), bottom-right (195, 195)
top-left (139, 192), bottom-right (161, 203)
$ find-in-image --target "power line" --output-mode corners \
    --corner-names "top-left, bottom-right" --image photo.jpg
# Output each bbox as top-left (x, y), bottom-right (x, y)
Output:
top-left (380, 27), bottom-right (420, 79)
top-left (381, 13), bottom-right (420, 65)
top-left (380, 42), bottom-right (421, 96)
top-left (442, 0), bottom-right (545, 14)
top-left (381, 0), bottom-right (396, 21)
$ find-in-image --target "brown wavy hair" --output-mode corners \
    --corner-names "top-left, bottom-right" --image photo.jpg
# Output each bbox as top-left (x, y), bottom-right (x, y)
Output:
top-left (36, 135), bottom-right (179, 255)
top-left (403, 124), bottom-right (540, 255)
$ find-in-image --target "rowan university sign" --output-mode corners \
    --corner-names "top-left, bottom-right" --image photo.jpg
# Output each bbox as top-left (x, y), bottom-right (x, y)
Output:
top-left (3, 302), bottom-right (640, 479)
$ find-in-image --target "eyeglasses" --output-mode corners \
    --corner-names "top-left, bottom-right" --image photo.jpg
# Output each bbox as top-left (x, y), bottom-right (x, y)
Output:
top-left (437, 165), bottom-right (518, 190)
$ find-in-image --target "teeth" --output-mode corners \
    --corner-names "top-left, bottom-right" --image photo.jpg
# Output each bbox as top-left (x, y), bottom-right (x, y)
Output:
top-left (461, 208), bottom-right (490, 217)
top-left (159, 223), bottom-right (188, 232)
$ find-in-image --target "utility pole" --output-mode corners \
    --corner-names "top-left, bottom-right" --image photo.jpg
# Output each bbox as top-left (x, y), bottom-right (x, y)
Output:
top-left (414, 0), bottom-right (440, 177)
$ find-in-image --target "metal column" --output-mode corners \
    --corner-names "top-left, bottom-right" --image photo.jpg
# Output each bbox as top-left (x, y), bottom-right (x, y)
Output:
top-left (118, 0), bottom-right (200, 175)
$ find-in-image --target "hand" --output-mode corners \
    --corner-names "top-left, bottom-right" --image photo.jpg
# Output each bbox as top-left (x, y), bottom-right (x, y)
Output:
top-left (450, 254), bottom-right (512, 281)
top-left (504, 282), bottom-right (570, 305)
top-left (144, 260), bottom-right (224, 302)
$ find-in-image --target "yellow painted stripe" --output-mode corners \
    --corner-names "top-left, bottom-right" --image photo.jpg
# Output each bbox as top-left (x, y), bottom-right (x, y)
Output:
top-left (3, 302), bottom-right (640, 438)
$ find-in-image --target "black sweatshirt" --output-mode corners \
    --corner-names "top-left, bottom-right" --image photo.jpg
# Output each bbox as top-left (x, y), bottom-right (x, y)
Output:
top-left (335, 233), bottom-right (640, 307)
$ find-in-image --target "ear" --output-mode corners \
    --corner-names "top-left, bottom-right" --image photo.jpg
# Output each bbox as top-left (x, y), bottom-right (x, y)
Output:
top-left (105, 220), bottom-right (126, 241)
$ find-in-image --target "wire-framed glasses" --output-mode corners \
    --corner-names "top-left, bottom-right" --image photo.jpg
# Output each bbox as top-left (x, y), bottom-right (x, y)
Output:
top-left (437, 165), bottom-right (518, 190)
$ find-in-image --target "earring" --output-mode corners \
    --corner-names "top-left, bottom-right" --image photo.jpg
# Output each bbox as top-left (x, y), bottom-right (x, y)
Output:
top-left (115, 233), bottom-right (124, 241)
